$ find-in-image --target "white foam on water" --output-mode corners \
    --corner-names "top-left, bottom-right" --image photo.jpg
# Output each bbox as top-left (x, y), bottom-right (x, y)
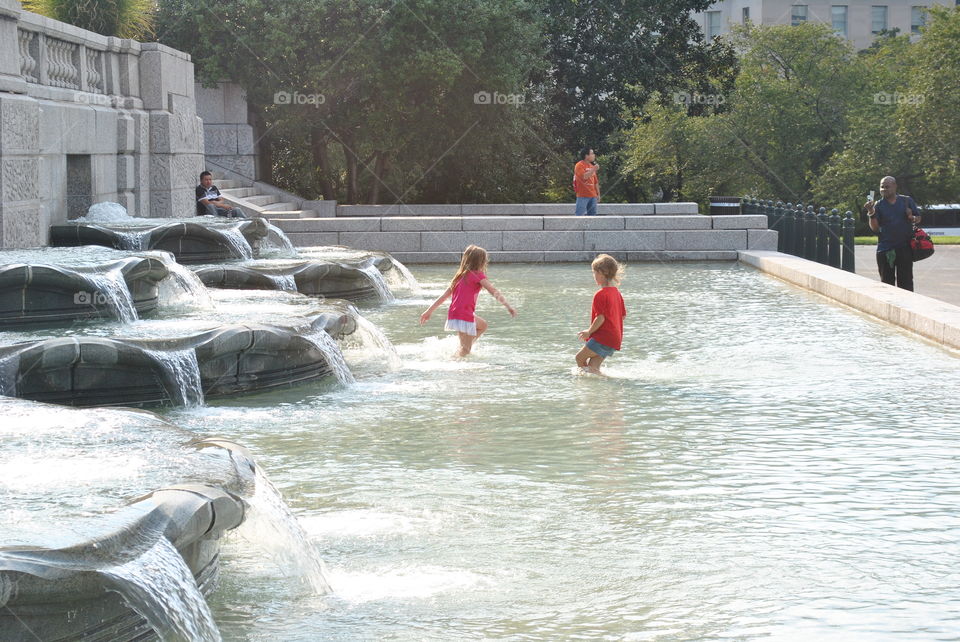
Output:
top-left (328, 565), bottom-right (487, 603)
top-left (100, 536), bottom-right (222, 642)
top-left (299, 509), bottom-right (441, 538)
top-left (145, 348), bottom-right (204, 407)
top-left (303, 331), bottom-right (355, 385)
top-left (79, 201), bottom-right (133, 222)
top-left (234, 467), bottom-right (334, 595)
top-left (0, 454), bottom-right (144, 491)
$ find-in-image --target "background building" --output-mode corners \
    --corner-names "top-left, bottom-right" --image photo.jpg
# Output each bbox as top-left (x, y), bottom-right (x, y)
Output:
top-left (693, 1), bottom-right (955, 49)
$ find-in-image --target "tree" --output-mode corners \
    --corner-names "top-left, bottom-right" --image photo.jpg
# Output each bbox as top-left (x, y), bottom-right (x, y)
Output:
top-left (159, 0), bottom-right (551, 204)
top-left (539, 0), bottom-right (730, 201)
top-left (25, 0), bottom-right (155, 39)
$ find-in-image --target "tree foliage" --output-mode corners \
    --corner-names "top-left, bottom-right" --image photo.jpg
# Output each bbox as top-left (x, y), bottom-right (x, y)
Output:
top-left (624, 11), bottom-right (960, 221)
top-left (25, 0), bottom-right (156, 39)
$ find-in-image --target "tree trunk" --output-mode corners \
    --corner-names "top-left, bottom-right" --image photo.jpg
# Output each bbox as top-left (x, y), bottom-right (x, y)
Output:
top-left (369, 151), bottom-right (390, 204)
top-left (341, 138), bottom-right (359, 204)
top-left (309, 127), bottom-right (336, 200)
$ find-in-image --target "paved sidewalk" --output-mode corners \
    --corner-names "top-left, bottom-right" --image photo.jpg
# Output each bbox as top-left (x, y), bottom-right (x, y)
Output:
top-left (856, 245), bottom-right (960, 307)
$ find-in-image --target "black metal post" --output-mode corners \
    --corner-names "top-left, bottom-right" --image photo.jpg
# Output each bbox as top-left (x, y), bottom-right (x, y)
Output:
top-left (793, 203), bottom-right (805, 257)
top-left (804, 205), bottom-right (817, 260)
top-left (842, 210), bottom-right (856, 272)
top-left (828, 208), bottom-right (841, 268)
top-left (816, 207), bottom-right (829, 264)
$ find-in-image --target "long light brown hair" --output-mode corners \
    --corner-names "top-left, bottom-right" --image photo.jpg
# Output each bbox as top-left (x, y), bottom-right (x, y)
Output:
top-left (450, 245), bottom-right (489, 290)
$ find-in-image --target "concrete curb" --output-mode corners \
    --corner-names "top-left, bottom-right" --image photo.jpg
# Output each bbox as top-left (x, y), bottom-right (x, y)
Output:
top-left (739, 250), bottom-right (960, 351)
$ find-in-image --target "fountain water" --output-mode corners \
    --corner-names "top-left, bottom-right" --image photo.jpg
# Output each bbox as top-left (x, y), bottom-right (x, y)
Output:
top-left (145, 348), bottom-right (205, 406)
top-left (385, 259), bottom-right (421, 293)
top-left (85, 266), bottom-right (138, 323)
top-left (356, 262), bottom-right (395, 303)
top-left (343, 309), bottom-right (401, 370)
top-left (269, 274), bottom-right (298, 292)
top-left (100, 535), bottom-right (222, 642)
top-left (152, 252), bottom-right (214, 310)
top-left (218, 224), bottom-right (254, 260)
top-left (235, 468), bottom-right (335, 595)
top-left (261, 221), bottom-right (298, 257)
top-left (303, 330), bottom-right (355, 385)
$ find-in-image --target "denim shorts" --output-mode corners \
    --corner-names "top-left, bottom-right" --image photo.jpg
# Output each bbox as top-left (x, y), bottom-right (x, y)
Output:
top-left (585, 338), bottom-right (615, 358)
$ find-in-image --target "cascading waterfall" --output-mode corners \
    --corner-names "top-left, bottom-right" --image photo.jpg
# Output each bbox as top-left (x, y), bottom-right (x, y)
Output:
top-left (241, 467), bottom-right (334, 595)
top-left (357, 263), bottom-right (395, 303)
top-left (85, 267), bottom-right (138, 323)
top-left (145, 348), bottom-right (204, 406)
top-left (346, 311), bottom-right (401, 370)
top-left (269, 274), bottom-right (298, 292)
top-left (152, 253), bottom-right (213, 309)
top-left (303, 330), bottom-right (355, 385)
top-left (0, 354), bottom-right (20, 396)
top-left (100, 535), bottom-right (222, 642)
top-left (385, 258), bottom-right (421, 293)
top-left (219, 225), bottom-right (254, 260)
top-left (261, 221), bottom-right (298, 257)
top-left (114, 230), bottom-right (146, 251)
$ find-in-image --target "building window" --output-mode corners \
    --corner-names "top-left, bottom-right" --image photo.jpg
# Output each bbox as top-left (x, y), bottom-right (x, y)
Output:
top-left (832, 6), bottom-right (848, 37)
top-left (911, 6), bottom-right (926, 33)
top-left (706, 11), bottom-right (722, 39)
top-left (743, 7), bottom-right (750, 23)
top-left (791, 5), bottom-right (808, 26)
top-left (872, 6), bottom-right (888, 34)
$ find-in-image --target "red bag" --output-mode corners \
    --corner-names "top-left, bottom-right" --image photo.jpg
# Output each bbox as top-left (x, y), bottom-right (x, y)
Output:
top-left (910, 225), bottom-right (934, 261)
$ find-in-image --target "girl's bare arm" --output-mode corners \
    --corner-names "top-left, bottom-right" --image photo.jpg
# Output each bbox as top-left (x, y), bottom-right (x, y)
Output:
top-left (480, 279), bottom-right (517, 317)
top-left (419, 286), bottom-right (453, 324)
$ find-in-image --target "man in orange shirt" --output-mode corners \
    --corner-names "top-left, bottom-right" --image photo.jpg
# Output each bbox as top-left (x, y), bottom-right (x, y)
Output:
top-left (573, 147), bottom-right (600, 216)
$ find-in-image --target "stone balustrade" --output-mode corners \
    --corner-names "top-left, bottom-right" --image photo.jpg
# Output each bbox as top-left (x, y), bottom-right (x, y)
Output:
top-left (0, 0), bottom-right (204, 249)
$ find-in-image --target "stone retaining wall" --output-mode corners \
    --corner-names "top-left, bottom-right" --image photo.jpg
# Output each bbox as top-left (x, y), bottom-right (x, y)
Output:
top-left (274, 214), bottom-right (777, 262)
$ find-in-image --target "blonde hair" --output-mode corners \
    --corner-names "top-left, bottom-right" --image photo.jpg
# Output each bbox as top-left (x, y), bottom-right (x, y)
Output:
top-left (450, 245), bottom-right (489, 290)
top-left (592, 254), bottom-right (622, 284)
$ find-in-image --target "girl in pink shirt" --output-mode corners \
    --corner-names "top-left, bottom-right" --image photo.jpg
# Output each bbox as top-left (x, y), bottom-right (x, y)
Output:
top-left (419, 245), bottom-right (517, 357)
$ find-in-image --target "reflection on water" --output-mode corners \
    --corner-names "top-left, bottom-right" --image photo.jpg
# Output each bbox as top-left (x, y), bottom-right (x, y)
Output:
top-left (62, 264), bottom-right (960, 638)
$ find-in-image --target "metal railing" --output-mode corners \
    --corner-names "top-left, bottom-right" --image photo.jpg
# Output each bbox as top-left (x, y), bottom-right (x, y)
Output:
top-left (742, 197), bottom-right (856, 273)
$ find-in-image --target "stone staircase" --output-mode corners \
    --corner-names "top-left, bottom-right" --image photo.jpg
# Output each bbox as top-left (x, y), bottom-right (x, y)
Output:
top-left (211, 172), bottom-right (318, 219)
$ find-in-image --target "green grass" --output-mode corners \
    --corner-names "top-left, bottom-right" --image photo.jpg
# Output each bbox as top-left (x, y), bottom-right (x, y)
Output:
top-left (856, 236), bottom-right (960, 245)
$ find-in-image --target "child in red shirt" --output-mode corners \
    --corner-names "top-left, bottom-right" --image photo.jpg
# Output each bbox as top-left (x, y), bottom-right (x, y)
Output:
top-left (576, 254), bottom-right (626, 375)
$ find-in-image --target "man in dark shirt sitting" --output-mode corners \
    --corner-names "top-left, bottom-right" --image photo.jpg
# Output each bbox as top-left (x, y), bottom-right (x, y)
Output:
top-left (196, 171), bottom-right (246, 218)
top-left (865, 175), bottom-right (920, 291)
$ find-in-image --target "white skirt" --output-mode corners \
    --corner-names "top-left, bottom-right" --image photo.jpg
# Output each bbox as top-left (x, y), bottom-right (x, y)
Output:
top-left (445, 318), bottom-right (477, 336)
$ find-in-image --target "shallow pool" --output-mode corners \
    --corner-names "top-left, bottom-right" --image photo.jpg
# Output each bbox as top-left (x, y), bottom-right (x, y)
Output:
top-left (162, 262), bottom-right (960, 640)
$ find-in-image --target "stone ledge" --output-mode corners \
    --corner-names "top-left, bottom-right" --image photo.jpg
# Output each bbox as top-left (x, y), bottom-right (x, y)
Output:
top-left (739, 250), bottom-right (960, 351)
